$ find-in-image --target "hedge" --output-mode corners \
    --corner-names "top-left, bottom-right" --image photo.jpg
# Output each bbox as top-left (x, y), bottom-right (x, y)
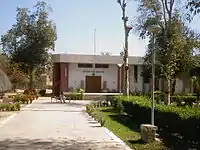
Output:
top-left (110, 96), bottom-right (200, 146)
top-left (143, 91), bottom-right (198, 106)
top-left (171, 95), bottom-right (197, 106)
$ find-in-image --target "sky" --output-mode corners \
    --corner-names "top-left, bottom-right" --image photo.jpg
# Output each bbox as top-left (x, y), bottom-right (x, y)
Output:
top-left (0, 0), bottom-right (200, 56)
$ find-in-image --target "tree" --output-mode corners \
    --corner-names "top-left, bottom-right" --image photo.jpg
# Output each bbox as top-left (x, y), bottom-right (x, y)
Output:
top-left (1, 1), bottom-right (57, 89)
top-left (136, 0), bottom-right (200, 104)
top-left (187, 0), bottom-right (200, 17)
top-left (34, 53), bottom-right (53, 88)
top-left (117, 0), bottom-right (133, 95)
top-left (6, 62), bottom-right (27, 92)
top-left (0, 54), bottom-right (27, 91)
top-left (0, 54), bottom-right (9, 73)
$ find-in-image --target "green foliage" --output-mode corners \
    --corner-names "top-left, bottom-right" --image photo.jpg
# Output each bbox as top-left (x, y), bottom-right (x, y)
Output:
top-left (13, 93), bottom-right (37, 104)
top-left (13, 94), bottom-right (26, 103)
top-left (38, 89), bottom-right (46, 96)
top-left (69, 93), bottom-right (83, 100)
top-left (86, 103), bottom-right (106, 126)
top-left (171, 95), bottom-right (197, 106)
top-left (0, 103), bottom-right (21, 111)
top-left (136, 0), bottom-right (200, 104)
top-left (1, 1), bottom-right (57, 89)
top-left (110, 96), bottom-right (200, 146)
top-left (187, 0), bottom-right (200, 19)
top-left (67, 89), bottom-right (85, 100)
top-left (116, 99), bottom-right (124, 115)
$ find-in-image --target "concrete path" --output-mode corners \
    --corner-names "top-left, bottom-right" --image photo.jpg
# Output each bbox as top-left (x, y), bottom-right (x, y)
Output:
top-left (0, 97), bottom-right (131, 150)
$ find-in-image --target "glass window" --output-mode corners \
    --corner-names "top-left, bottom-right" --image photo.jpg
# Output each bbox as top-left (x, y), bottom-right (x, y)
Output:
top-left (78, 63), bottom-right (93, 68)
top-left (95, 64), bottom-right (109, 68)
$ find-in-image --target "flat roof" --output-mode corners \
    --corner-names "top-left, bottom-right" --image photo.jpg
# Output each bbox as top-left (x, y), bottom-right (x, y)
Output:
top-left (52, 53), bottom-right (144, 65)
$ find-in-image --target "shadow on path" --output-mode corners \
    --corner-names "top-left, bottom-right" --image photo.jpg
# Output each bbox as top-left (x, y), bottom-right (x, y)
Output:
top-left (41, 102), bottom-right (88, 107)
top-left (0, 138), bottom-right (120, 150)
top-left (22, 109), bottom-right (84, 113)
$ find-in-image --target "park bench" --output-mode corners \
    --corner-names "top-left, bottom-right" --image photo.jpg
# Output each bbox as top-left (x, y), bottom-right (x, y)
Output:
top-left (51, 93), bottom-right (71, 103)
top-left (51, 95), bottom-right (62, 103)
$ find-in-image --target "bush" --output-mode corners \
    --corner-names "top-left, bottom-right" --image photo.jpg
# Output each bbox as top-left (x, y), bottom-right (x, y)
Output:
top-left (0, 103), bottom-right (21, 111)
top-left (116, 99), bottom-right (124, 114)
top-left (13, 94), bottom-right (35, 104)
top-left (24, 89), bottom-right (37, 95)
top-left (69, 92), bottom-right (83, 100)
top-left (110, 96), bottom-right (200, 146)
top-left (154, 91), bottom-right (164, 103)
top-left (38, 89), bottom-right (46, 96)
top-left (86, 103), bottom-right (106, 126)
top-left (171, 95), bottom-right (197, 106)
top-left (86, 104), bottom-right (95, 115)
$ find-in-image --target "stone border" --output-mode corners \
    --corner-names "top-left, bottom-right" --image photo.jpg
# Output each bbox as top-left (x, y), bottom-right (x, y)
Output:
top-left (104, 127), bottom-right (132, 150)
top-left (85, 111), bottom-right (132, 150)
top-left (0, 99), bottom-right (35, 128)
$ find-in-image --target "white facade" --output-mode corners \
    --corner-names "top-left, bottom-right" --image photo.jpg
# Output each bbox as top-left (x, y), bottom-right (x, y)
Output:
top-left (67, 63), bottom-right (144, 92)
top-left (68, 63), bottom-right (118, 91)
top-left (52, 53), bottom-right (191, 93)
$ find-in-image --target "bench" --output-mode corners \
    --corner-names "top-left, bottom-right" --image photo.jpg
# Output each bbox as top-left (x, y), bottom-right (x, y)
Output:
top-left (51, 95), bottom-right (62, 103)
top-left (51, 95), bottom-right (71, 103)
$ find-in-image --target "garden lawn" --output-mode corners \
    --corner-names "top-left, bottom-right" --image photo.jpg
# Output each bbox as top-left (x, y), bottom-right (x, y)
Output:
top-left (98, 107), bottom-right (166, 150)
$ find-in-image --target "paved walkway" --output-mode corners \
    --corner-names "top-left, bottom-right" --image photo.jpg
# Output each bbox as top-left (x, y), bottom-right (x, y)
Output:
top-left (0, 98), bottom-right (131, 150)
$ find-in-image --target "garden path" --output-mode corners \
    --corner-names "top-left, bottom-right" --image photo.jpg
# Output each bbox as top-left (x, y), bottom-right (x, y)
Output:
top-left (0, 97), bottom-right (131, 150)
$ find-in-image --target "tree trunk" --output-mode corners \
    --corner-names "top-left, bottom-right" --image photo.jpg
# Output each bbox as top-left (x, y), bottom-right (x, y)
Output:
top-left (164, 79), bottom-right (171, 105)
top-left (13, 83), bottom-right (17, 93)
top-left (171, 75), bottom-right (176, 95)
top-left (171, 79), bottom-right (176, 95)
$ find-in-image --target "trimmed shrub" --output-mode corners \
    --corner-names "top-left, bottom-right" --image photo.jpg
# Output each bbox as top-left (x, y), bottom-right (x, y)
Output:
top-left (38, 89), bottom-right (46, 96)
top-left (171, 95), bottom-right (197, 106)
top-left (110, 96), bottom-right (200, 146)
top-left (116, 99), bottom-right (124, 115)
top-left (69, 92), bottom-right (83, 100)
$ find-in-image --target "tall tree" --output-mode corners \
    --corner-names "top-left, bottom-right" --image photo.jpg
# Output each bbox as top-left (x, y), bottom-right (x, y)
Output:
top-left (6, 62), bottom-right (27, 92)
top-left (1, 1), bottom-right (57, 89)
top-left (187, 0), bottom-right (200, 17)
top-left (0, 54), bottom-right (27, 91)
top-left (136, 0), bottom-right (200, 104)
top-left (117, 0), bottom-right (133, 95)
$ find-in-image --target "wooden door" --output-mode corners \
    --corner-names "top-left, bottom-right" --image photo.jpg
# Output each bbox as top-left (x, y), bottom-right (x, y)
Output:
top-left (86, 76), bottom-right (101, 93)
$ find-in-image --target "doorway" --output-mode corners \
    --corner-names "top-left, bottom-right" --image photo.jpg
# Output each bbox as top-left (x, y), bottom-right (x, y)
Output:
top-left (85, 76), bottom-right (101, 93)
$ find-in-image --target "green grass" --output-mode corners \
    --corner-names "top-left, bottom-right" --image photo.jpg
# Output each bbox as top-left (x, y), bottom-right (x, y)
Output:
top-left (98, 107), bottom-right (166, 150)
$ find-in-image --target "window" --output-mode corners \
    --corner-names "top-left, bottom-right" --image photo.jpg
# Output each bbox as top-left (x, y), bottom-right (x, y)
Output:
top-left (134, 65), bottom-right (138, 83)
top-left (95, 64), bottom-right (109, 68)
top-left (78, 63), bottom-right (93, 68)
